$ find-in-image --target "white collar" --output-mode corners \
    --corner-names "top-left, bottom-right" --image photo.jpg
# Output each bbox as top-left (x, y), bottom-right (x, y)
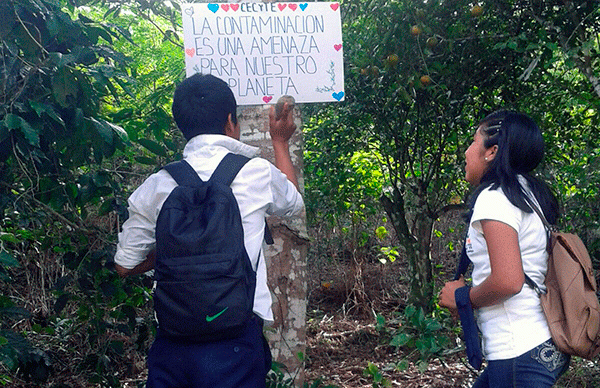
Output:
top-left (183, 134), bottom-right (259, 159)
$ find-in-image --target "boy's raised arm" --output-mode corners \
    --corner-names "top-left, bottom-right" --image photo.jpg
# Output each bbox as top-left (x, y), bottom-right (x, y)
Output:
top-left (268, 102), bottom-right (299, 190)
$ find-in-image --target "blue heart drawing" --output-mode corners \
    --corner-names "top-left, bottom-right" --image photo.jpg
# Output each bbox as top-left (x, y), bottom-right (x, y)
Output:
top-left (300, 3), bottom-right (308, 11)
top-left (184, 7), bottom-right (194, 16)
top-left (332, 91), bottom-right (345, 101)
top-left (208, 3), bottom-right (219, 13)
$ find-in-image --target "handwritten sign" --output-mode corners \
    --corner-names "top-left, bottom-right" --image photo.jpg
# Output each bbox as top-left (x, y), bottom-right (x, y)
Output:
top-left (182, 2), bottom-right (344, 105)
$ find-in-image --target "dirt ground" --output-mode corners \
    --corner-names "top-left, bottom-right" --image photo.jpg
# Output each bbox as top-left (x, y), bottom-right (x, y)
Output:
top-left (304, 314), bottom-right (476, 387)
top-left (302, 259), bottom-right (600, 388)
top-left (302, 259), bottom-right (477, 388)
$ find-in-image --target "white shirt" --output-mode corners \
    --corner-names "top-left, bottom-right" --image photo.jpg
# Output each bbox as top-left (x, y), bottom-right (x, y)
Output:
top-left (114, 134), bottom-right (304, 322)
top-left (467, 180), bottom-right (551, 360)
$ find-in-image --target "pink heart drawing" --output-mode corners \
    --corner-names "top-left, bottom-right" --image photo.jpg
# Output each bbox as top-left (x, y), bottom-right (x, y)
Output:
top-left (289, 4), bottom-right (298, 11)
top-left (221, 4), bottom-right (229, 11)
top-left (185, 48), bottom-right (195, 57)
top-left (230, 4), bottom-right (239, 11)
top-left (278, 3), bottom-right (287, 11)
top-left (334, 44), bottom-right (342, 51)
top-left (330, 3), bottom-right (339, 11)
top-left (263, 96), bottom-right (273, 103)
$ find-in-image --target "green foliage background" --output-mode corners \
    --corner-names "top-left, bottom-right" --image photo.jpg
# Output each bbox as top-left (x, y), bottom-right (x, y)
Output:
top-left (305, 0), bottom-right (600, 309)
top-left (0, 0), bottom-right (598, 386)
top-left (0, 0), bottom-right (183, 385)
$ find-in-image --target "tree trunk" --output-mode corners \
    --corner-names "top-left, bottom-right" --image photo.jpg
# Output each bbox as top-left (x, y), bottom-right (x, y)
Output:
top-left (238, 104), bottom-right (308, 386)
top-left (381, 187), bottom-right (434, 311)
top-left (409, 212), bottom-right (435, 309)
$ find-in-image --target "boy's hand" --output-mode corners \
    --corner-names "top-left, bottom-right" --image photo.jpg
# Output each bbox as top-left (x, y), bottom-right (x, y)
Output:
top-left (269, 101), bottom-right (296, 144)
top-left (268, 100), bottom-right (299, 190)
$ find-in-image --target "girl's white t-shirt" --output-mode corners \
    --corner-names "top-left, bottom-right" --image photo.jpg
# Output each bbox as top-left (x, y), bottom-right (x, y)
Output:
top-left (467, 182), bottom-right (551, 360)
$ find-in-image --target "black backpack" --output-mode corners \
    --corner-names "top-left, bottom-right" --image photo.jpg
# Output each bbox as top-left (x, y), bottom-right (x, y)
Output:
top-left (153, 153), bottom-right (256, 342)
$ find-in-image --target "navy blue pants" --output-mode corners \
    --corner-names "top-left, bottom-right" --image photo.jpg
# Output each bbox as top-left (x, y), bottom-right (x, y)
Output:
top-left (472, 339), bottom-right (570, 388)
top-left (146, 317), bottom-right (271, 388)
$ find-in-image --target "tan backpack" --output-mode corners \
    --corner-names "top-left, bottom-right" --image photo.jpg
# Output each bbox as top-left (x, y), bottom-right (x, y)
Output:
top-left (525, 201), bottom-right (600, 359)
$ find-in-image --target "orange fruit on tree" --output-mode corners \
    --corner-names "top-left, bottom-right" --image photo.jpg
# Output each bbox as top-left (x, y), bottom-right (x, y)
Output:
top-left (420, 75), bottom-right (431, 85)
top-left (410, 25), bottom-right (422, 36)
top-left (386, 53), bottom-right (399, 67)
top-left (471, 5), bottom-right (483, 17)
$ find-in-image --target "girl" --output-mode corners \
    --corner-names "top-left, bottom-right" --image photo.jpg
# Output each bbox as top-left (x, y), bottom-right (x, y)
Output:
top-left (439, 110), bottom-right (570, 387)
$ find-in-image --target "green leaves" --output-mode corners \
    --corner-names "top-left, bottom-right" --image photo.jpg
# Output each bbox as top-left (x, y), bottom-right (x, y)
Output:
top-left (307, 0), bottom-right (600, 312)
top-left (91, 118), bottom-right (128, 144)
top-left (29, 101), bottom-right (65, 127)
top-left (52, 67), bottom-right (81, 108)
top-left (3, 114), bottom-right (39, 147)
top-left (376, 304), bottom-right (451, 372)
top-left (363, 362), bottom-right (391, 387)
top-left (0, 252), bottom-right (19, 268)
top-left (137, 138), bottom-right (167, 157)
top-left (390, 332), bottom-right (411, 347)
top-left (0, 1), bottom-right (185, 386)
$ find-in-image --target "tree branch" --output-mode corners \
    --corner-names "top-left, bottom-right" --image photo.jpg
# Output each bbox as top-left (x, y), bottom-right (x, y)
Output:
top-left (0, 181), bottom-right (94, 235)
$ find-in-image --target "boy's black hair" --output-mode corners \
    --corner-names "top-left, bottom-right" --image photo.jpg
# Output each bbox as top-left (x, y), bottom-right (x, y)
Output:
top-left (172, 74), bottom-right (238, 140)
top-left (466, 110), bottom-right (559, 224)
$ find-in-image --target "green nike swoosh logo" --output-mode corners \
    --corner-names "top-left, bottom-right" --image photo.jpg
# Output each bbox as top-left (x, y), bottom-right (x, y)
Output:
top-left (206, 307), bottom-right (228, 322)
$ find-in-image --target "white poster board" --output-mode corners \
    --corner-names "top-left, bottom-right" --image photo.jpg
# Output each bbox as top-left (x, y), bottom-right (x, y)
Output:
top-left (182, 2), bottom-right (344, 105)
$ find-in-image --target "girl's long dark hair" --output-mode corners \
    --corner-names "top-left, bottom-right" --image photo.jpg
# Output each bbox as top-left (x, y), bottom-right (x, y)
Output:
top-left (465, 110), bottom-right (559, 225)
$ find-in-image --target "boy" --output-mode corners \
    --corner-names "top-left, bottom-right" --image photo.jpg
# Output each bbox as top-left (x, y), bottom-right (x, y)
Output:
top-left (114, 74), bottom-right (304, 387)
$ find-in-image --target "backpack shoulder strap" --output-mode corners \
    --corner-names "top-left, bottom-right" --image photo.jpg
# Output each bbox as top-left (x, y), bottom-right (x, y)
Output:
top-left (211, 153), bottom-right (275, 245)
top-left (163, 160), bottom-right (203, 187)
top-left (523, 194), bottom-right (556, 233)
top-left (211, 153), bottom-right (251, 186)
top-left (521, 195), bottom-right (549, 296)
top-left (524, 273), bottom-right (543, 296)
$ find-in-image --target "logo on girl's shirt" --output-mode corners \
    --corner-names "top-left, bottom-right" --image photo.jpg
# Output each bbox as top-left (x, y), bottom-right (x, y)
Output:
top-left (465, 237), bottom-right (474, 255)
